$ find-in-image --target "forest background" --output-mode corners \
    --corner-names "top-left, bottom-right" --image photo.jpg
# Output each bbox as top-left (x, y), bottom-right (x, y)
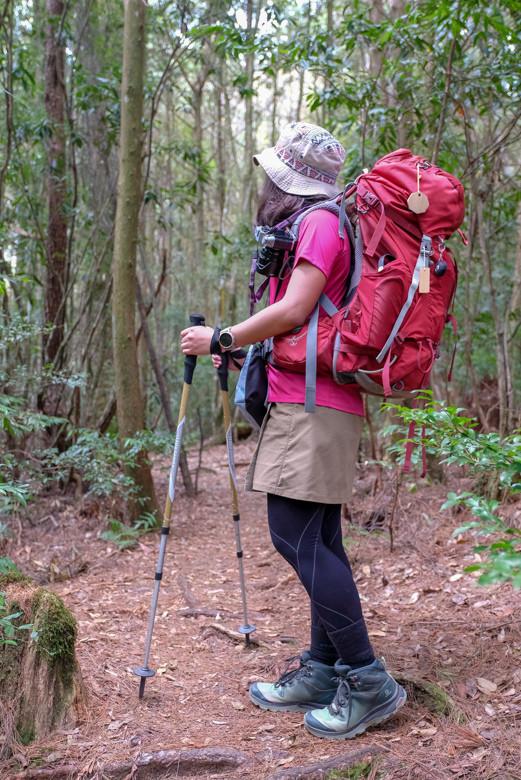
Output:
top-left (0, 0), bottom-right (520, 581)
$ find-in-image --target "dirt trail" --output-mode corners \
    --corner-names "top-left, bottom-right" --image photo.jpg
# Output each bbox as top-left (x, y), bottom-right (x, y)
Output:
top-left (3, 439), bottom-right (521, 779)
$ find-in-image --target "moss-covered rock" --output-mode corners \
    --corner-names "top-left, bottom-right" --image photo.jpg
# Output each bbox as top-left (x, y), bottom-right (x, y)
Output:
top-left (0, 580), bottom-right (85, 756)
top-left (31, 589), bottom-right (77, 677)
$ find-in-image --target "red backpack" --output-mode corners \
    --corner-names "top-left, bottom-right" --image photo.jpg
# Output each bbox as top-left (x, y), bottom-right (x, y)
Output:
top-left (270, 148), bottom-right (465, 410)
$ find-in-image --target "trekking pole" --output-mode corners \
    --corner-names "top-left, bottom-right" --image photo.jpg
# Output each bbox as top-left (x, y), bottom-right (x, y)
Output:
top-left (134, 313), bottom-right (205, 699)
top-left (216, 352), bottom-right (256, 647)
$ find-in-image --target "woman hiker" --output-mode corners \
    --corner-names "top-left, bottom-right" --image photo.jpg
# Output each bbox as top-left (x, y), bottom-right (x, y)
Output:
top-left (180, 121), bottom-right (406, 740)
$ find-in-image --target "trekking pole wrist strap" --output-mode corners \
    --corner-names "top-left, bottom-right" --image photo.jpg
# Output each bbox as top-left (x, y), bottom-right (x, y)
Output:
top-left (230, 348), bottom-right (246, 369)
top-left (210, 327), bottom-right (222, 355)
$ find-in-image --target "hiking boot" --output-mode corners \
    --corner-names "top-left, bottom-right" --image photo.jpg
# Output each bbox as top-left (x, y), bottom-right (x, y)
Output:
top-left (304, 658), bottom-right (406, 739)
top-left (249, 651), bottom-right (337, 712)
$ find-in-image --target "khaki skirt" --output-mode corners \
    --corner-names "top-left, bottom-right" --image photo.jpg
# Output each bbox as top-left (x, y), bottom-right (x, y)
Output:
top-left (245, 403), bottom-right (364, 504)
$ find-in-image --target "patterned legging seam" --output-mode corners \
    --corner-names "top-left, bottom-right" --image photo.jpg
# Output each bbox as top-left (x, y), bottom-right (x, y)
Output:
top-left (313, 597), bottom-right (357, 624)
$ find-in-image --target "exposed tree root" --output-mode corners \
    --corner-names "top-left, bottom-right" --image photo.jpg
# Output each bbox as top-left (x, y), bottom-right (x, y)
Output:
top-left (267, 746), bottom-right (387, 779)
top-left (201, 622), bottom-right (266, 647)
top-left (12, 746), bottom-right (251, 779)
top-left (178, 607), bottom-right (231, 618)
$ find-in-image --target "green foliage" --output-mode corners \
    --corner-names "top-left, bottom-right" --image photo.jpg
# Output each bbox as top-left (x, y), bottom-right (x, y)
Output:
top-left (0, 479), bottom-right (30, 514)
top-left (0, 393), bottom-right (59, 515)
top-left (0, 559), bottom-right (32, 647)
top-left (0, 556), bottom-right (27, 584)
top-left (0, 393), bottom-right (61, 439)
top-left (386, 394), bottom-right (521, 587)
top-left (0, 391), bottom-right (172, 514)
top-left (100, 512), bottom-right (157, 550)
top-left (326, 762), bottom-right (373, 780)
top-left (40, 429), bottom-right (137, 500)
top-left (0, 593), bottom-right (26, 647)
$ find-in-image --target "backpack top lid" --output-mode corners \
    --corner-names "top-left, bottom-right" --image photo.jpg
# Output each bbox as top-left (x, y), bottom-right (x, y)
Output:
top-left (357, 148), bottom-right (465, 240)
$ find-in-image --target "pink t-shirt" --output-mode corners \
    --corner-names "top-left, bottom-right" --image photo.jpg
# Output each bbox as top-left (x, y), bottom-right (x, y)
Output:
top-left (267, 209), bottom-right (364, 416)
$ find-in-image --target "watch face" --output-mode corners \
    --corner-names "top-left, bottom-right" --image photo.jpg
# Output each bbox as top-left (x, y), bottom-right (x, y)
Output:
top-left (219, 331), bottom-right (234, 349)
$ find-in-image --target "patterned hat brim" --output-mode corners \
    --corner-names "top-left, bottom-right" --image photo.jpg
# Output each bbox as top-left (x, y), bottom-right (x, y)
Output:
top-left (253, 147), bottom-right (340, 199)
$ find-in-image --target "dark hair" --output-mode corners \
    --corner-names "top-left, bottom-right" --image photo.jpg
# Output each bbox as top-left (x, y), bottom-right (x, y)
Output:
top-left (255, 175), bottom-right (327, 227)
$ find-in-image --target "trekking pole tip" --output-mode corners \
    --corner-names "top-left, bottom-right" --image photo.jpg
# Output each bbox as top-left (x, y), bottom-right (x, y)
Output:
top-left (133, 666), bottom-right (156, 699)
top-left (239, 624), bottom-right (256, 647)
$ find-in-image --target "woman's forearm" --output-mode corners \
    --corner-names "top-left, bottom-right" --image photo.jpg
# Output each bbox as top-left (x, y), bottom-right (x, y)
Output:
top-left (231, 300), bottom-right (303, 347)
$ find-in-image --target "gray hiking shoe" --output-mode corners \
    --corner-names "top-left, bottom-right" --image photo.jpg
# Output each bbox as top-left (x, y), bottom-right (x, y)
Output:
top-left (249, 651), bottom-right (337, 712)
top-left (304, 658), bottom-right (406, 739)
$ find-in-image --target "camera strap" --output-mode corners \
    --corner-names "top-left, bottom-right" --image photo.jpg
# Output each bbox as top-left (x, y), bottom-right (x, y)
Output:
top-left (249, 252), bottom-right (270, 315)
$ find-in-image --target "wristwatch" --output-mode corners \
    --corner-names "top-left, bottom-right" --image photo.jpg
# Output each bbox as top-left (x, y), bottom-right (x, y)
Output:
top-left (218, 327), bottom-right (236, 352)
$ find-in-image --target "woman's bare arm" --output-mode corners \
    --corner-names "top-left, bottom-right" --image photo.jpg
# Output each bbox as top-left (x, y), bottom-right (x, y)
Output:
top-left (180, 260), bottom-right (326, 355)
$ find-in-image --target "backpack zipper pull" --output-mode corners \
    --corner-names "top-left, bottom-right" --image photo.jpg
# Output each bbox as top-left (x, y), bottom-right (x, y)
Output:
top-left (419, 236), bottom-right (431, 293)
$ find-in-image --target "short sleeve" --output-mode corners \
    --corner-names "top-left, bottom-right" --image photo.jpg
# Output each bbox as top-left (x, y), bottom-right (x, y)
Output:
top-left (294, 210), bottom-right (344, 280)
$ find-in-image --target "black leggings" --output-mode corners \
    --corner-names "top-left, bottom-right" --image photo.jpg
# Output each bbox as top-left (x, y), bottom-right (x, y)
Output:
top-left (267, 493), bottom-right (374, 666)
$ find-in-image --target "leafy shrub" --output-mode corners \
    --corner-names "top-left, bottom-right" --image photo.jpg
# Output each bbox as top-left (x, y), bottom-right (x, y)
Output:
top-left (386, 394), bottom-right (521, 587)
top-left (100, 513), bottom-right (157, 550)
top-left (39, 430), bottom-right (137, 500)
top-left (0, 392), bottom-right (173, 515)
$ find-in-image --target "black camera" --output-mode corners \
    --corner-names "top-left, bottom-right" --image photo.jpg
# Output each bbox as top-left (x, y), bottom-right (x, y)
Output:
top-left (254, 226), bottom-right (296, 277)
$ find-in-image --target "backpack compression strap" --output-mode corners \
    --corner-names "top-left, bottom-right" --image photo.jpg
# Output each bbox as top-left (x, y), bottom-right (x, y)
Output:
top-left (375, 235), bottom-right (432, 364)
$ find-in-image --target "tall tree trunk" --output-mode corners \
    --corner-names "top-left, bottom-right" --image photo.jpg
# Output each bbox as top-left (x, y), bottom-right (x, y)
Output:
top-left (507, 202), bottom-right (521, 428)
top-left (112, 0), bottom-right (158, 520)
top-left (215, 65), bottom-right (226, 235)
top-left (296, 0), bottom-right (311, 123)
top-left (270, 71), bottom-right (278, 145)
top-left (475, 194), bottom-right (510, 435)
top-left (242, 0), bottom-right (255, 225)
top-left (40, 0), bottom-right (68, 419)
top-left (0, 0), bottom-right (14, 391)
top-left (193, 78), bottom-right (205, 305)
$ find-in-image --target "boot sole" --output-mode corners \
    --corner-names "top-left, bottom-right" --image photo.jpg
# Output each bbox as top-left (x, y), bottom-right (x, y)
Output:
top-left (249, 688), bottom-right (333, 713)
top-left (304, 686), bottom-right (407, 740)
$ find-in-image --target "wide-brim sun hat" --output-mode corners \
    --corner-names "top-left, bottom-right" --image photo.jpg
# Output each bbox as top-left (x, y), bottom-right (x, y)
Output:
top-left (253, 122), bottom-right (345, 199)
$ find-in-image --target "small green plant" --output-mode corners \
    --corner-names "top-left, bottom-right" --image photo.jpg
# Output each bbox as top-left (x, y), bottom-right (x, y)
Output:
top-left (0, 559), bottom-right (32, 646)
top-left (0, 557), bottom-right (21, 577)
top-left (385, 393), bottom-right (521, 587)
top-left (0, 479), bottom-right (30, 515)
top-left (0, 593), bottom-right (25, 646)
top-left (326, 761), bottom-right (373, 780)
top-left (101, 512), bottom-right (157, 550)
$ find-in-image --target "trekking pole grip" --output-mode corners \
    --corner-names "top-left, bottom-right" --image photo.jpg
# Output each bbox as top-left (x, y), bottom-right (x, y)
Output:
top-left (216, 352), bottom-right (229, 392)
top-left (184, 313), bottom-right (205, 385)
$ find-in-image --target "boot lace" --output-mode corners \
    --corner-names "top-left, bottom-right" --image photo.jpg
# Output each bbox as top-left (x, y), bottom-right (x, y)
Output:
top-left (328, 672), bottom-right (360, 717)
top-left (274, 655), bottom-right (312, 689)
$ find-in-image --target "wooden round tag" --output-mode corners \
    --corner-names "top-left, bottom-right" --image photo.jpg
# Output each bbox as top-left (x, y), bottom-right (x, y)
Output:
top-left (407, 191), bottom-right (430, 214)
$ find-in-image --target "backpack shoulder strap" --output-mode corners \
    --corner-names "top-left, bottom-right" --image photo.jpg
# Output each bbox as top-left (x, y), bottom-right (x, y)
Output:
top-left (289, 200), bottom-right (358, 303)
top-left (304, 293), bottom-right (338, 412)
